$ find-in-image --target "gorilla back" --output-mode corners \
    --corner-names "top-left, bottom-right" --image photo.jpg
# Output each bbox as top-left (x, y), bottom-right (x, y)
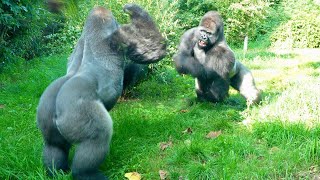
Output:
top-left (37, 4), bottom-right (165, 179)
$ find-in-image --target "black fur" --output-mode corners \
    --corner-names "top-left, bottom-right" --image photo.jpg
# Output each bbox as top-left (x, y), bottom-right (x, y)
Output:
top-left (174, 11), bottom-right (261, 104)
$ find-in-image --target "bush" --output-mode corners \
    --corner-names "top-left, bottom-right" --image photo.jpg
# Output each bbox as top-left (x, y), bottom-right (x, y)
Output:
top-left (175, 0), bottom-right (220, 29)
top-left (270, 0), bottom-right (320, 48)
top-left (0, 0), bottom-right (57, 71)
top-left (174, 0), bottom-right (271, 46)
top-left (225, 0), bottom-right (271, 46)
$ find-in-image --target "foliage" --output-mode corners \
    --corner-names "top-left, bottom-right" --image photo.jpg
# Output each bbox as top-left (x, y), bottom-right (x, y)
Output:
top-left (174, 0), bottom-right (272, 46)
top-left (270, 0), bottom-right (320, 48)
top-left (226, 0), bottom-right (271, 45)
top-left (175, 0), bottom-right (220, 29)
top-left (2, 0), bottom-right (320, 72)
top-left (0, 0), bottom-right (57, 71)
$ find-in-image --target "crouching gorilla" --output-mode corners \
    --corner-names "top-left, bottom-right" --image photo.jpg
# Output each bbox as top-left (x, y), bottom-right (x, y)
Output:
top-left (173, 11), bottom-right (261, 105)
top-left (37, 4), bottom-right (166, 179)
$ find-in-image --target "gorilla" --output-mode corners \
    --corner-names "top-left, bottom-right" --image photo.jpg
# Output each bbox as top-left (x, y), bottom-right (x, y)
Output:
top-left (173, 11), bottom-right (261, 105)
top-left (37, 4), bottom-right (166, 179)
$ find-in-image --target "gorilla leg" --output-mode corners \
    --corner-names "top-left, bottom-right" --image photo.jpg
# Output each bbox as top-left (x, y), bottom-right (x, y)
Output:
top-left (71, 139), bottom-right (109, 180)
top-left (55, 99), bottom-right (113, 180)
top-left (195, 78), bottom-right (207, 101)
top-left (230, 62), bottom-right (261, 105)
top-left (207, 79), bottom-right (229, 102)
top-left (196, 78), bottom-right (229, 103)
top-left (43, 139), bottom-right (71, 176)
top-left (37, 76), bottom-right (71, 175)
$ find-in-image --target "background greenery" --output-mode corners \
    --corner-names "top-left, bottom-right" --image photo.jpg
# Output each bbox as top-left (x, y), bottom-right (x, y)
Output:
top-left (0, 0), bottom-right (320, 179)
top-left (1, 0), bottom-right (320, 71)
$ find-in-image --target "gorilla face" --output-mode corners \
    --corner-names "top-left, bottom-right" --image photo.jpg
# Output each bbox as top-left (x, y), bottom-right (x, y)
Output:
top-left (197, 28), bottom-right (215, 49)
top-left (197, 11), bottom-right (223, 49)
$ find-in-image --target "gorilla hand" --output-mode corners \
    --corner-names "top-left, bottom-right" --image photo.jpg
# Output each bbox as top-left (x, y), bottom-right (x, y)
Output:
top-left (193, 43), bottom-right (206, 64)
top-left (115, 3), bottom-right (166, 63)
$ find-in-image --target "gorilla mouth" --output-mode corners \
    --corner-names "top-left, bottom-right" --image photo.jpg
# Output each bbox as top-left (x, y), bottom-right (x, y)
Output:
top-left (198, 40), bottom-right (207, 47)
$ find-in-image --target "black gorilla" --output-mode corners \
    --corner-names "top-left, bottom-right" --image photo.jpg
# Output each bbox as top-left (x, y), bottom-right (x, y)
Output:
top-left (37, 4), bottom-right (166, 179)
top-left (173, 11), bottom-right (261, 105)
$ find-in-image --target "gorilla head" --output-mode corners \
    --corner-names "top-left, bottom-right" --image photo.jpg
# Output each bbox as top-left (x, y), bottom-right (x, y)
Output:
top-left (196, 11), bottom-right (224, 50)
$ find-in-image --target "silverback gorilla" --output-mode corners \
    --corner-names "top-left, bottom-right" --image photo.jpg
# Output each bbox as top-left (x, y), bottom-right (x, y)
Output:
top-left (37, 4), bottom-right (166, 179)
top-left (173, 11), bottom-right (261, 105)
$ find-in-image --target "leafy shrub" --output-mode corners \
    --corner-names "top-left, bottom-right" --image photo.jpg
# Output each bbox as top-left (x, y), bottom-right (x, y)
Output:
top-left (271, 16), bottom-right (320, 49)
top-left (0, 0), bottom-right (56, 71)
top-left (225, 0), bottom-right (271, 46)
top-left (174, 0), bottom-right (271, 46)
top-left (175, 0), bottom-right (220, 29)
top-left (270, 0), bottom-right (320, 48)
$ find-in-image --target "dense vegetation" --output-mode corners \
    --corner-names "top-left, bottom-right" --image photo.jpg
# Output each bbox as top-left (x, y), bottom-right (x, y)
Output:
top-left (1, 0), bottom-right (320, 70)
top-left (0, 0), bottom-right (58, 69)
top-left (0, 0), bottom-right (320, 179)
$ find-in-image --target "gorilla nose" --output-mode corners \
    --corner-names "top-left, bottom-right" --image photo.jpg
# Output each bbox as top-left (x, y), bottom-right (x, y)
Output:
top-left (201, 35), bottom-right (207, 40)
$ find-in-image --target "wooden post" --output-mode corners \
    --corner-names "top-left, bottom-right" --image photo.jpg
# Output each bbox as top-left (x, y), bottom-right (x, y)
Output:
top-left (243, 35), bottom-right (248, 58)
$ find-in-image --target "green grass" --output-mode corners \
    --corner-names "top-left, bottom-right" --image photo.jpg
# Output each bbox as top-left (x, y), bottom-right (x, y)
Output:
top-left (0, 48), bottom-right (320, 179)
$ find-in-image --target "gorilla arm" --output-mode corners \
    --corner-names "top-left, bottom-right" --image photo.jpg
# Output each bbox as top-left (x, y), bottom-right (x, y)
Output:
top-left (111, 3), bottom-right (166, 64)
top-left (230, 61), bottom-right (261, 105)
top-left (193, 43), bottom-right (206, 64)
top-left (66, 35), bottom-right (85, 76)
top-left (173, 28), bottom-right (206, 78)
top-left (204, 42), bottom-right (236, 80)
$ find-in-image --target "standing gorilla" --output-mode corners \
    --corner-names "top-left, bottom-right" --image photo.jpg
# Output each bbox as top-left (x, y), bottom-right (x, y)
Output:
top-left (173, 11), bottom-right (261, 105)
top-left (37, 4), bottom-right (166, 179)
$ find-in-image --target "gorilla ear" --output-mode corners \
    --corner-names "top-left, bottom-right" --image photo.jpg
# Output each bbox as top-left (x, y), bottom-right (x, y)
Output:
top-left (113, 4), bottom-right (166, 64)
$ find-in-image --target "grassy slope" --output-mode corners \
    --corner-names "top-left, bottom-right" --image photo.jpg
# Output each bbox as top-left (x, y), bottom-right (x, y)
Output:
top-left (0, 48), bottom-right (319, 179)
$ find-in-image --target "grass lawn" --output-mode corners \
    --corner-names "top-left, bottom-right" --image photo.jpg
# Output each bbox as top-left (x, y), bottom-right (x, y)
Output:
top-left (0, 48), bottom-right (319, 179)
